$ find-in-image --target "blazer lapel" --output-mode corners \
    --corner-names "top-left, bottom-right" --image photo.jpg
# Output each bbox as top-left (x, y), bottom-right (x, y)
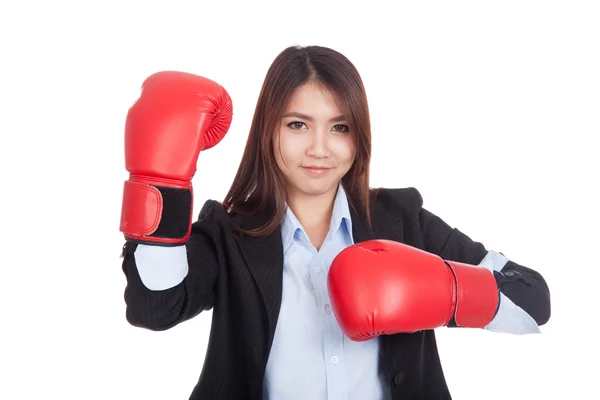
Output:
top-left (350, 191), bottom-right (404, 243)
top-left (232, 209), bottom-right (284, 346)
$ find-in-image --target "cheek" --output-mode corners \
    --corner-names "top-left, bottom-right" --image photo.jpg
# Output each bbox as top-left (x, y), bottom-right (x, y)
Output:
top-left (331, 138), bottom-right (357, 164)
top-left (284, 134), bottom-right (307, 158)
top-left (275, 132), bottom-right (303, 168)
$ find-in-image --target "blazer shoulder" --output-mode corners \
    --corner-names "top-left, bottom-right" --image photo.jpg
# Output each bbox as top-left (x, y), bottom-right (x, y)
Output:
top-left (196, 199), bottom-right (230, 221)
top-left (372, 186), bottom-right (424, 218)
top-left (191, 199), bottom-right (234, 235)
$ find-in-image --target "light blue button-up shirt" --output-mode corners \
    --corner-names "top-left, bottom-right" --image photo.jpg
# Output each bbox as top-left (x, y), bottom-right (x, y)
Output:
top-left (262, 183), bottom-right (392, 400)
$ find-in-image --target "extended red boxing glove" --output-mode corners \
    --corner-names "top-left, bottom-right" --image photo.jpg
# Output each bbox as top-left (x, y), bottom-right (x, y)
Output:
top-left (327, 239), bottom-right (500, 341)
top-left (119, 71), bottom-right (233, 245)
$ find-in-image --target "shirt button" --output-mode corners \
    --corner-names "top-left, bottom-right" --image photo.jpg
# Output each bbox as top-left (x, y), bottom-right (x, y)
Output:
top-left (324, 304), bottom-right (333, 314)
top-left (315, 267), bottom-right (322, 274)
top-left (331, 356), bottom-right (339, 364)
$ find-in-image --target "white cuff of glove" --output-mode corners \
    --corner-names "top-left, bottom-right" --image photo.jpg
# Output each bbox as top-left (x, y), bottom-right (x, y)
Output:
top-left (134, 244), bottom-right (189, 291)
top-left (477, 250), bottom-right (541, 335)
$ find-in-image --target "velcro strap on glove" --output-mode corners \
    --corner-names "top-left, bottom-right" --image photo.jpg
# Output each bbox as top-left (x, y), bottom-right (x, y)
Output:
top-left (119, 180), bottom-right (192, 244)
top-left (120, 180), bottom-right (163, 236)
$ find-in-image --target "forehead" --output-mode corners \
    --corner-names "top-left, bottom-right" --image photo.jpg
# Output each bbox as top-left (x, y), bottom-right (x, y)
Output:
top-left (285, 82), bottom-right (343, 116)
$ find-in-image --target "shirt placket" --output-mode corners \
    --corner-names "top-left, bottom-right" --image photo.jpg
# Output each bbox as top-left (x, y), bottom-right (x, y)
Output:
top-left (310, 248), bottom-right (347, 400)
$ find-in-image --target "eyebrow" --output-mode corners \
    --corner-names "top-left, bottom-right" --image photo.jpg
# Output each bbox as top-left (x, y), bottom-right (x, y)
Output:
top-left (282, 111), bottom-right (347, 123)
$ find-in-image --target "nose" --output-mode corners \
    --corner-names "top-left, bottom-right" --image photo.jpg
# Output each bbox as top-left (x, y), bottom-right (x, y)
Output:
top-left (306, 128), bottom-right (330, 158)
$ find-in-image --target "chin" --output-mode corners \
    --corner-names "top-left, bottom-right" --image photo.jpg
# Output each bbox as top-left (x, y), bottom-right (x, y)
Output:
top-left (295, 179), bottom-right (339, 196)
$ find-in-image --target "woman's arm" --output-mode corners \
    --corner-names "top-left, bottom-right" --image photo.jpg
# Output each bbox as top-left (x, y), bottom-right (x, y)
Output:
top-left (121, 200), bottom-right (221, 331)
top-left (416, 190), bottom-right (551, 329)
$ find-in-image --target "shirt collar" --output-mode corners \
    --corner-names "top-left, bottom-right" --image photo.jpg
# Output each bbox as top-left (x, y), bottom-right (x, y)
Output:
top-left (281, 202), bottom-right (302, 253)
top-left (330, 182), bottom-right (353, 242)
top-left (281, 182), bottom-right (353, 253)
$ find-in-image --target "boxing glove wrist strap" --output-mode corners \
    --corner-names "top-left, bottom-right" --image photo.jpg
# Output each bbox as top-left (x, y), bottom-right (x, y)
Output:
top-left (444, 260), bottom-right (500, 328)
top-left (120, 178), bottom-right (192, 245)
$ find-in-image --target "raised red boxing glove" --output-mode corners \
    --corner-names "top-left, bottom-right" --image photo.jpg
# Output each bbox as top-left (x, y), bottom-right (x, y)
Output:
top-left (119, 71), bottom-right (233, 245)
top-left (327, 239), bottom-right (500, 341)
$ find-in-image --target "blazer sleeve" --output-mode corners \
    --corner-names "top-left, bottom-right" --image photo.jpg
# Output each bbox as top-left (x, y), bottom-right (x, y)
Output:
top-left (120, 200), bottom-right (221, 331)
top-left (412, 188), bottom-right (551, 327)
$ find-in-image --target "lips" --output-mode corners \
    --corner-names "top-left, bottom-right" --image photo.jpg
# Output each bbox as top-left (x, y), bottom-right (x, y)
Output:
top-left (302, 166), bottom-right (331, 176)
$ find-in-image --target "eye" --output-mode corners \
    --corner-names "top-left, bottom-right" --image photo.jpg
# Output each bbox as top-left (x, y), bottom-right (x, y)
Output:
top-left (332, 124), bottom-right (349, 133)
top-left (287, 121), bottom-right (306, 130)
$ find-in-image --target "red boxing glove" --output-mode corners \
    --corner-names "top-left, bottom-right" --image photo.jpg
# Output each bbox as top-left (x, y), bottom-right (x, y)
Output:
top-left (327, 239), bottom-right (499, 341)
top-left (119, 71), bottom-right (233, 245)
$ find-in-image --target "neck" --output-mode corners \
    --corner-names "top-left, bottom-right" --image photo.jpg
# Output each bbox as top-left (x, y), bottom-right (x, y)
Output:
top-left (286, 186), bottom-right (338, 231)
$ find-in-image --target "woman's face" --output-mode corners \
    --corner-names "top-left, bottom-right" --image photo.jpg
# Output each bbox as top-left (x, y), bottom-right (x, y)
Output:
top-left (273, 81), bottom-right (356, 200)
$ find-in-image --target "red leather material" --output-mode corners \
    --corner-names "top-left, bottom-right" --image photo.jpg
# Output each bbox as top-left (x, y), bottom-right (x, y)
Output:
top-left (119, 71), bottom-right (232, 244)
top-left (120, 180), bottom-right (162, 236)
top-left (124, 71), bottom-right (233, 181)
top-left (328, 240), bottom-right (456, 341)
top-left (328, 239), bottom-right (499, 341)
top-left (445, 260), bottom-right (499, 328)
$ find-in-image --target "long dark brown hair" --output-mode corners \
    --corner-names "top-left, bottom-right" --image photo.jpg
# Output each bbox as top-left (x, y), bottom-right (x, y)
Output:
top-left (221, 45), bottom-right (374, 237)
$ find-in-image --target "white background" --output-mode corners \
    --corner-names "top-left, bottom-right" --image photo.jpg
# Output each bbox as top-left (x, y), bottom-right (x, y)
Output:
top-left (1, 1), bottom-right (598, 399)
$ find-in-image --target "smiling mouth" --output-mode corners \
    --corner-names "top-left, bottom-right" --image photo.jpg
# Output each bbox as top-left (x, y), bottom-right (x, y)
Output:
top-left (302, 166), bottom-right (331, 176)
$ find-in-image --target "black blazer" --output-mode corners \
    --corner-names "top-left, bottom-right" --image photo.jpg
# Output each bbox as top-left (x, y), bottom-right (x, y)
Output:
top-left (121, 187), bottom-right (551, 400)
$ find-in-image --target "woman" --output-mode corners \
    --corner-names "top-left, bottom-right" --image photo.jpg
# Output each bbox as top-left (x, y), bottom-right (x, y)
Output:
top-left (119, 45), bottom-right (551, 399)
